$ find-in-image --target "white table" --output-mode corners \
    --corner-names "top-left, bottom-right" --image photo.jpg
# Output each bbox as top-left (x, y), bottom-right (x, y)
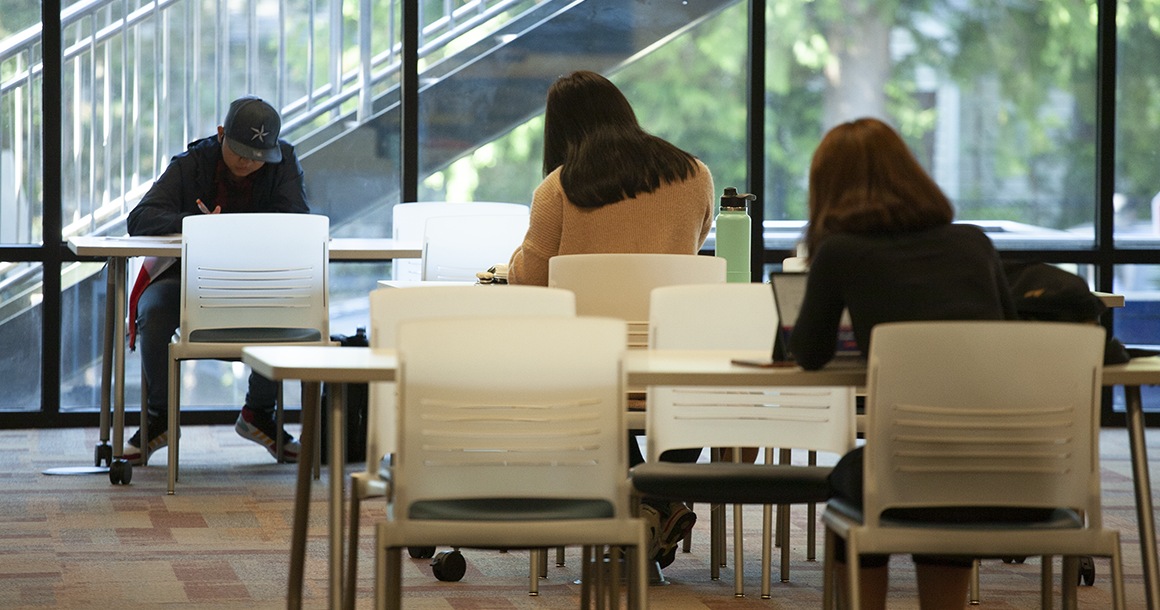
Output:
top-left (66, 235), bottom-right (420, 475)
top-left (242, 346), bottom-right (398, 610)
top-left (240, 345), bottom-right (1160, 610)
top-left (623, 349), bottom-right (1159, 610)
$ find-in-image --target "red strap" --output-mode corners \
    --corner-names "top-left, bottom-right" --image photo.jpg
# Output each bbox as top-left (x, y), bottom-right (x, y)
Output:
top-left (127, 264), bottom-right (152, 351)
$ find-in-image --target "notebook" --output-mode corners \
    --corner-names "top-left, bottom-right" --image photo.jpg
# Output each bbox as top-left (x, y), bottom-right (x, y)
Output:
top-left (768, 271), bottom-right (859, 361)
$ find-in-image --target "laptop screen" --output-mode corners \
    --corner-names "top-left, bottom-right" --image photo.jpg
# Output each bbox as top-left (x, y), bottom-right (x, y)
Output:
top-left (768, 272), bottom-right (858, 360)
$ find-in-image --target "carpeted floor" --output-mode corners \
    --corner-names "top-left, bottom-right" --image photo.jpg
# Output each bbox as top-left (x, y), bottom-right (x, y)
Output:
top-left (0, 425), bottom-right (1156, 609)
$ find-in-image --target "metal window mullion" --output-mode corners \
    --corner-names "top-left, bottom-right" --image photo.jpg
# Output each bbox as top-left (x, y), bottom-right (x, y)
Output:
top-left (401, 0), bottom-right (417, 202)
top-left (42, 0), bottom-right (64, 414)
top-left (747, 0), bottom-right (765, 282)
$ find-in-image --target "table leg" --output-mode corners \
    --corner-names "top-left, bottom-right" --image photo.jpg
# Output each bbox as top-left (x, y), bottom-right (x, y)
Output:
top-left (112, 258), bottom-right (127, 455)
top-left (288, 380), bottom-right (321, 610)
top-left (1124, 385), bottom-right (1160, 610)
top-left (329, 384), bottom-right (347, 610)
top-left (98, 261), bottom-right (116, 458)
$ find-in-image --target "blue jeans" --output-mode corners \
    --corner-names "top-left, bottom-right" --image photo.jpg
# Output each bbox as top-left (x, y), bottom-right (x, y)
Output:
top-left (135, 265), bottom-right (279, 423)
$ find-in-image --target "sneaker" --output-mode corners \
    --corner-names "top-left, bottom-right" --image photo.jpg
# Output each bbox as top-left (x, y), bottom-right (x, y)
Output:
top-left (641, 501), bottom-right (696, 565)
top-left (122, 425), bottom-right (169, 466)
top-left (659, 502), bottom-right (697, 548)
top-left (235, 408), bottom-right (300, 463)
top-left (638, 503), bottom-right (664, 563)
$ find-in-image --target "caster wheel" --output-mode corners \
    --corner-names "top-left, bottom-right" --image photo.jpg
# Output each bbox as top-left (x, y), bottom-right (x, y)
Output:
top-left (408, 546), bottom-right (436, 559)
top-left (94, 443), bottom-right (112, 467)
top-left (1078, 556), bottom-right (1096, 586)
top-left (109, 459), bottom-right (132, 485)
top-left (431, 550), bottom-right (466, 582)
top-left (1001, 557), bottom-right (1027, 564)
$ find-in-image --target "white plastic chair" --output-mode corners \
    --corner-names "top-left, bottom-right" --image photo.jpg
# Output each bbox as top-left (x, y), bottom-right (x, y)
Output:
top-left (391, 202), bottom-right (528, 281)
top-left (345, 285), bottom-right (576, 599)
top-left (420, 214), bottom-right (530, 281)
top-left (821, 321), bottom-right (1124, 610)
top-left (634, 283), bottom-right (856, 597)
top-left (548, 253), bottom-right (727, 350)
top-left (166, 213), bottom-right (331, 494)
top-left (375, 316), bottom-right (647, 610)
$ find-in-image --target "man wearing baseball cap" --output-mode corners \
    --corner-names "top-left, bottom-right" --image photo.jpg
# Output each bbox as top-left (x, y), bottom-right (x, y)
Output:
top-left (124, 95), bottom-right (309, 465)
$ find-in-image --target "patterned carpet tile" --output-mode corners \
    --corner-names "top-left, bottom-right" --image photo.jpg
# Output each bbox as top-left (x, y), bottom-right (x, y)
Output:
top-left (0, 426), bottom-right (1156, 608)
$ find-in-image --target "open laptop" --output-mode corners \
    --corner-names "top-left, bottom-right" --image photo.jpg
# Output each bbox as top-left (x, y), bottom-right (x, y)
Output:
top-left (768, 271), bottom-right (859, 361)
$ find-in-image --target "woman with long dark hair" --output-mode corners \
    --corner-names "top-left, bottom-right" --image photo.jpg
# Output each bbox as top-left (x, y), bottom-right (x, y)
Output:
top-left (508, 70), bottom-right (714, 570)
top-left (507, 70), bottom-right (714, 285)
top-left (790, 118), bottom-right (1021, 610)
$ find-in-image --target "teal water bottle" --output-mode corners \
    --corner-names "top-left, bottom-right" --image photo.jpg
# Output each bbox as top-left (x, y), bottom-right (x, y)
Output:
top-left (715, 187), bottom-right (756, 283)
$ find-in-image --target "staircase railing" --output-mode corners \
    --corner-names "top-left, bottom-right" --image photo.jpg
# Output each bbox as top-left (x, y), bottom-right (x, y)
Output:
top-left (1, 0), bottom-right (536, 242)
top-left (0, 0), bottom-right (537, 320)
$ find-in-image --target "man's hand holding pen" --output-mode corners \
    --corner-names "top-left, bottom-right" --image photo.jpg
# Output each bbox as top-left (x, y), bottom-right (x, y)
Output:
top-left (197, 199), bottom-right (221, 214)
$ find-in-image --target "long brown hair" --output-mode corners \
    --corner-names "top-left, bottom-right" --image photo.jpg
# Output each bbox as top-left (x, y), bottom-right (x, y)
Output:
top-left (542, 71), bottom-right (697, 208)
top-left (805, 118), bottom-right (953, 255)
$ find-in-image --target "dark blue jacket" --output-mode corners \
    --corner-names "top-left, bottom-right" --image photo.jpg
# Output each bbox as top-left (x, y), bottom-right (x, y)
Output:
top-left (127, 136), bottom-right (309, 235)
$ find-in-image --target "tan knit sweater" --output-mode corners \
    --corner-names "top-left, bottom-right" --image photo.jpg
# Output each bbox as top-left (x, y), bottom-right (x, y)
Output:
top-left (507, 159), bottom-right (715, 286)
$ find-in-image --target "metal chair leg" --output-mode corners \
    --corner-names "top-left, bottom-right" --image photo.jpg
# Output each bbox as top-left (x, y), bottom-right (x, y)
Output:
top-left (970, 559), bottom-right (980, 605)
top-left (1041, 556), bottom-right (1053, 610)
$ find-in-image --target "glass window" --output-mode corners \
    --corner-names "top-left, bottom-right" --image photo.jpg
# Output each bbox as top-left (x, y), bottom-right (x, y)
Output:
top-left (414, 2), bottom-right (748, 214)
top-left (763, 0), bottom-right (1099, 251)
top-left (1112, 264), bottom-right (1160, 412)
top-left (0, 263), bottom-right (42, 411)
top-left (1113, 0), bottom-right (1160, 248)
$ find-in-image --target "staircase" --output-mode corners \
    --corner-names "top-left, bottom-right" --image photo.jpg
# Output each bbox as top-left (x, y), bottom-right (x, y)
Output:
top-left (298, 0), bottom-right (737, 229)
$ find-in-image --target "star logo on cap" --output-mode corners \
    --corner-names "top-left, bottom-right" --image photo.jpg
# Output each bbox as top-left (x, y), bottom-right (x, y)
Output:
top-left (250, 124), bottom-right (269, 143)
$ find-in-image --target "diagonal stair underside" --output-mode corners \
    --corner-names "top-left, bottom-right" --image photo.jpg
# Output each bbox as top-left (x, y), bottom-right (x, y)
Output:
top-left (300, 0), bottom-right (737, 232)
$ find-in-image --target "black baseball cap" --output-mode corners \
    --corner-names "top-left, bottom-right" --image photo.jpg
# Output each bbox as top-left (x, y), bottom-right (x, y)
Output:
top-left (222, 96), bottom-right (283, 163)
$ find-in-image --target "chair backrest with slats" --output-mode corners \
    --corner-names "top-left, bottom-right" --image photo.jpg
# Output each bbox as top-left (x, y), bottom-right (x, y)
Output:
top-left (649, 283), bottom-right (778, 351)
top-left (549, 253), bottom-right (726, 349)
top-left (393, 316), bottom-right (628, 512)
top-left (864, 321), bottom-right (1105, 525)
top-left (180, 213), bottom-right (329, 343)
top-left (366, 285), bottom-right (577, 469)
top-left (392, 202), bottom-right (528, 280)
top-left (421, 214), bottom-right (530, 281)
top-left (646, 282), bottom-right (855, 461)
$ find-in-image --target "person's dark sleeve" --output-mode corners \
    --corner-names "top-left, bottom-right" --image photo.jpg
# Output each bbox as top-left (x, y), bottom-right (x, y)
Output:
top-left (269, 143), bottom-right (309, 214)
top-left (981, 230), bottom-right (1018, 320)
top-left (788, 244), bottom-right (847, 370)
top-left (127, 159), bottom-right (195, 236)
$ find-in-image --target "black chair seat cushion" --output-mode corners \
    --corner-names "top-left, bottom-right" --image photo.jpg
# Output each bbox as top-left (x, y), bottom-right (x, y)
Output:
top-left (187, 327), bottom-right (322, 343)
top-left (825, 496), bottom-right (1083, 531)
top-left (409, 498), bottom-right (615, 521)
top-left (631, 461), bottom-right (834, 504)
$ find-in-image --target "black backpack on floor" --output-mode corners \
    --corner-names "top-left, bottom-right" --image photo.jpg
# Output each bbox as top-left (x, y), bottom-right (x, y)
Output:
top-left (319, 327), bottom-right (369, 464)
